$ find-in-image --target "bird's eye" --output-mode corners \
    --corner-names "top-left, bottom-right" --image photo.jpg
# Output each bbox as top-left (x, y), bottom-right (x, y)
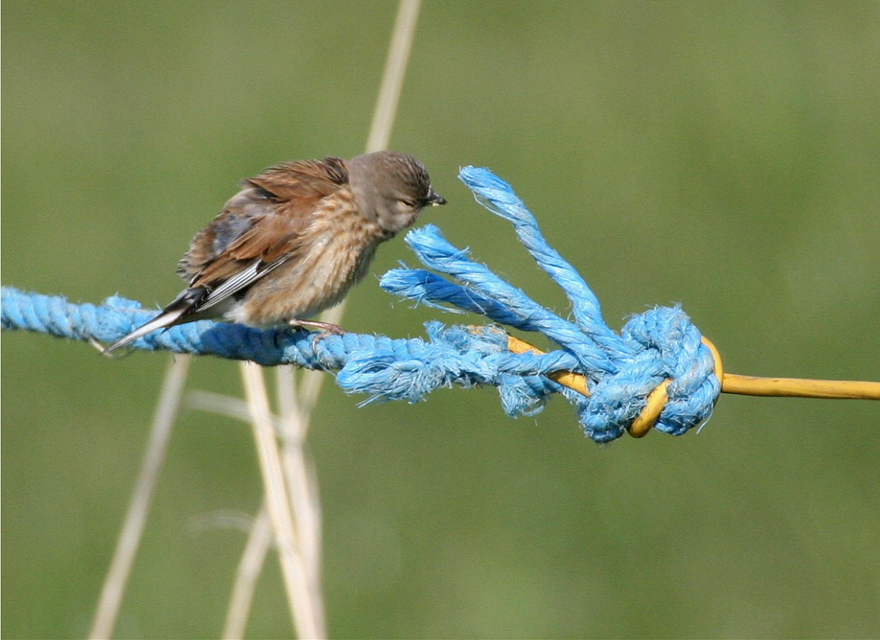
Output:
top-left (401, 198), bottom-right (417, 208)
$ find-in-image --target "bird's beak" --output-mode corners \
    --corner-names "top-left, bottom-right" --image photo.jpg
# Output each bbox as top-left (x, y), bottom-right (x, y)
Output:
top-left (425, 188), bottom-right (447, 206)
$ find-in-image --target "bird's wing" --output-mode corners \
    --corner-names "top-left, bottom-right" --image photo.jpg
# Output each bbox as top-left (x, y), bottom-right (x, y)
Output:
top-left (175, 157), bottom-right (350, 313)
top-left (103, 158), bottom-right (351, 354)
top-left (245, 156), bottom-right (349, 213)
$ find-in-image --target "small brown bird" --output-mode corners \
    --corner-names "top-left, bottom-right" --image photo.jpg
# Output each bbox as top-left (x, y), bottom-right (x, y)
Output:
top-left (103, 150), bottom-right (445, 354)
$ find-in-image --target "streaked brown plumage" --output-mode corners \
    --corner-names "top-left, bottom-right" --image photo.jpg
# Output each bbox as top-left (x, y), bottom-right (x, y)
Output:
top-left (103, 151), bottom-right (445, 354)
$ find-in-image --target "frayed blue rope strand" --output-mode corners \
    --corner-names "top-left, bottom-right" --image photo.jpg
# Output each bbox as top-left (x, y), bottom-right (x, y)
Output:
top-left (458, 166), bottom-right (629, 362)
top-left (385, 225), bottom-right (614, 375)
top-left (2, 165), bottom-right (722, 443)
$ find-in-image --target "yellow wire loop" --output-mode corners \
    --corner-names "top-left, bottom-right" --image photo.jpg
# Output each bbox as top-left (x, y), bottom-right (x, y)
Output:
top-left (504, 333), bottom-right (879, 439)
top-left (627, 338), bottom-right (725, 438)
top-left (627, 379), bottom-right (671, 438)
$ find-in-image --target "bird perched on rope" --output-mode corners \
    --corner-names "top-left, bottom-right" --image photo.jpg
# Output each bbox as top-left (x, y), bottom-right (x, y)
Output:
top-left (103, 150), bottom-right (446, 354)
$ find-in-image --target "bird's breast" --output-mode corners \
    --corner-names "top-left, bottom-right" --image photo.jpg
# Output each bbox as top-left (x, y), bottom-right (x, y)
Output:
top-left (229, 201), bottom-right (386, 326)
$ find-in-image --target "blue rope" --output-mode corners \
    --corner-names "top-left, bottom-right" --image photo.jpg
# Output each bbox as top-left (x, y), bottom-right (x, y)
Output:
top-left (1, 166), bottom-right (721, 442)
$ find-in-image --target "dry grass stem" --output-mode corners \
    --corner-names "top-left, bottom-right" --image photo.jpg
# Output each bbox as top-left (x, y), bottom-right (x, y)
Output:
top-left (241, 361), bottom-right (320, 638)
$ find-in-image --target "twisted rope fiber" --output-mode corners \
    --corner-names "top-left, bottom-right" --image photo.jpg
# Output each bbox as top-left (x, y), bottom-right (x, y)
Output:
top-left (2, 167), bottom-right (721, 442)
top-left (0, 287), bottom-right (580, 417)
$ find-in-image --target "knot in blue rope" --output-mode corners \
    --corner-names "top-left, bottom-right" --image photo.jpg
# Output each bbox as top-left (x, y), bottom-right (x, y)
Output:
top-left (581, 306), bottom-right (719, 441)
top-left (380, 166), bottom-right (720, 442)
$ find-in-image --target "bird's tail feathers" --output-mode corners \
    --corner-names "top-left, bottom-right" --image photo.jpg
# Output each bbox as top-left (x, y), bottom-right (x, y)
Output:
top-left (102, 290), bottom-right (203, 355)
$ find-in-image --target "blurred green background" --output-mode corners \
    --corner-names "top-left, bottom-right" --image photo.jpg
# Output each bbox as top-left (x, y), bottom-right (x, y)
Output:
top-left (3, 1), bottom-right (879, 638)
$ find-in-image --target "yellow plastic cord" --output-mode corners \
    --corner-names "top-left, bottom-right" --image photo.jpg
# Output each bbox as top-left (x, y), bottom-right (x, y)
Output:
top-left (505, 334), bottom-right (880, 439)
top-left (700, 337), bottom-right (880, 400)
top-left (506, 335), bottom-right (590, 396)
